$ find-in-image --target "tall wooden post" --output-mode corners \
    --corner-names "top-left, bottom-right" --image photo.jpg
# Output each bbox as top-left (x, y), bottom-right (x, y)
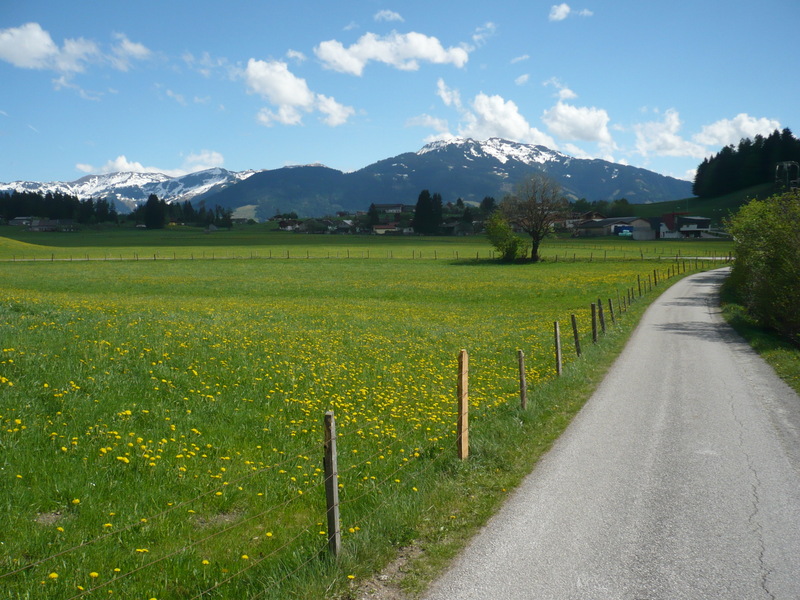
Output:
top-left (323, 411), bottom-right (341, 557)
top-left (517, 349), bottom-right (527, 410)
top-left (637, 275), bottom-right (642, 297)
top-left (653, 268), bottom-right (658, 286)
top-left (608, 298), bottom-right (616, 325)
top-left (591, 303), bottom-right (598, 343)
top-left (598, 298), bottom-right (606, 334)
top-left (554, 321), bottom-right (563, 376)
top-left (457, 350), bottom-right (469, 460)
top-left (571, 314), bottom-right (582, 357)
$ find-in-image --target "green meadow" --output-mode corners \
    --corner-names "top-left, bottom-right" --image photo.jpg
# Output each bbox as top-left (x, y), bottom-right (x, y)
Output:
top-left (0, 229), bottom-right (729, 599)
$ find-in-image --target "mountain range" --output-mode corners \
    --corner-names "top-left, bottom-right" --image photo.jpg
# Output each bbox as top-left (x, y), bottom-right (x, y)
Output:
top-left (1, 138), bottom-right (693, 218)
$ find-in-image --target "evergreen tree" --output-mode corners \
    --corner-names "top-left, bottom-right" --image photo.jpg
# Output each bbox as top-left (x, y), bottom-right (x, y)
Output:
top-left (143, 194), bottom-right (166, 229)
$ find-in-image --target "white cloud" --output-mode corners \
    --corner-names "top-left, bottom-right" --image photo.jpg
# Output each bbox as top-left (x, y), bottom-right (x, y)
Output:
top-left (76, 150), bottom-right (225, 177)
top-left (166, 89), bottom-right (187, 105)
top-left (549, 4), bottom-right (572, 21)
top-left (693, 113), bottom-right (781, 146)
top-left (109, 33), bottom-right (151, 71)
top-left (181, 150), bottom-right (225, 172)
top-left (542, 101), bottom-right (614, 145)
top-left (460, 93), bottom-right (556, 147)
top-left (543, 77), bottom-right (577, 100)
top-left (52, 75), bottom-right (102, 101)
top-left (406, 113), bottom-right (450, 134)
top-left (634, 109), bottom-right (706, 158)
top-left (429, 80), bottom-right (556, 147)
top-left (0, 22), bottom-right (97, 73)
top-left (548, 4), bottom-right (593, 21)
top-left (315, 31), bottom-right (469, 76)
top-left (0, 23), bottom-right (150, 91)
top-left (436, 78), bottom-right (462, 109)
top-left (286, 49), bottom-right (306, 62)
top-left (183, 51), bottom-right (231, 78)
top-left (244, 58), bottom-right (354, 127)
top-left (511, 54), bottom-right (530, 64)
top-left (245, 58), bottom-right (316, 109)
top-left (471, 22), bottom-right (497, 47)
top-left (374, 10), bottom-right (404, 22)
top-left (316, 94), bottom-right (355, 126)
top-left (514, 74), bottom-right (530, 86)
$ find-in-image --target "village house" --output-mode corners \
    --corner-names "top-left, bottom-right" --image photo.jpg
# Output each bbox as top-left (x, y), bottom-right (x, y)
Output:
top-left (574, 216), bottom-right (654, 240)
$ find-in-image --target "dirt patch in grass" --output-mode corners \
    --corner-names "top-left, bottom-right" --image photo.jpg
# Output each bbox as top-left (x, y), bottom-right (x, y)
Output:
top-left (35, 511), bottom-right (65, 526)
top-left (354, 546), bottom-right (422, 600)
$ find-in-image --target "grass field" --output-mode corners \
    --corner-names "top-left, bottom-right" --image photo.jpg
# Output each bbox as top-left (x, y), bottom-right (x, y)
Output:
top-left (0, 225), bottom-right (733, 262)
top-left (0, 231), bottom-right (726, 599)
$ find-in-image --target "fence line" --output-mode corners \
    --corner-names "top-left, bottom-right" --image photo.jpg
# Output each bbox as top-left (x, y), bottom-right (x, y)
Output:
top-left (2, 257), bottom-right (708, 596)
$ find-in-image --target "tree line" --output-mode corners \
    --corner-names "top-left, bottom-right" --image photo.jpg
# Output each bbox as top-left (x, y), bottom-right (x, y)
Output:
top-left (131, 194), bottom-right (233, 229)
top-left (693, 128), bottom-right (800, 198)
top-left (0, 190), bottom-right (118, 224)
top-left (0, 190), bottom-right (233, 229)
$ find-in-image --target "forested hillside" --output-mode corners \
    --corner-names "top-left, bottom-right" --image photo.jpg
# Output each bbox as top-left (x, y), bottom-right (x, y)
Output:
top-left (693, 128), bottom-right (799, 198)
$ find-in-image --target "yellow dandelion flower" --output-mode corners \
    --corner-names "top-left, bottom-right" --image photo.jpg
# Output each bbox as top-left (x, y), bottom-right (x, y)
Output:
top-left (48, 572), bottom-right (58, 579)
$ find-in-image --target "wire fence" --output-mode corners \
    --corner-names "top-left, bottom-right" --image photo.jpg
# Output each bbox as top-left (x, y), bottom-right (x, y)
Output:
top-left (0, 257), bottom-right (721, 598)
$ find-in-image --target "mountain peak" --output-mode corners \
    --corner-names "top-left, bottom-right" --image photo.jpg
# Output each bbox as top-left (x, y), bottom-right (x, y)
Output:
top-left (418, 137), bottom-right (569, 166)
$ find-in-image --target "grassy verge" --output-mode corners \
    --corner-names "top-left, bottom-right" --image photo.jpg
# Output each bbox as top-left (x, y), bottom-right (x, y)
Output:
top-left (719, 286), bottom-right (800, 395)
top-left (350, 271), bottom-right (663, 599)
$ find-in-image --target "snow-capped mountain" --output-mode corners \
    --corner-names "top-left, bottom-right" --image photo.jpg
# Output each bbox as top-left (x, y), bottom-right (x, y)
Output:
top-left (418, 137), bottom-right (568, 167)
top-left (2, 138), bottom-right (693, 218)
top-left (0, 168), bottom-right (259, 212)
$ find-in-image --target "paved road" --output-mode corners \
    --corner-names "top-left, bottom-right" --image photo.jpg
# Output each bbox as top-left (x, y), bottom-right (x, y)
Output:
top-left (423, 268), bottom-right (800, 600)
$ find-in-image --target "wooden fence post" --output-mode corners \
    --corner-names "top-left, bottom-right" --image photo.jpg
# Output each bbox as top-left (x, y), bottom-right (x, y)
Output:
top-left (598, 298), bottom-right (606, 334)
top-left (637, 275), bottom-right (642, 297)
top-left (608, 298), bottom-right (616, 325)
top-left (554, 321), bottom-right (563, 376)
top-left (323, 411), bottom-right (341, 557)
top-left (457, 350), bottom-right (469, 460)
top-left (571, 314), bottom-right (582, 357)
top-left (518, 349), bottom-right (527, 410)
top-left (653, 269), bottom-right (658, 286)
top-left (591, 303), bottom-right (598, 343)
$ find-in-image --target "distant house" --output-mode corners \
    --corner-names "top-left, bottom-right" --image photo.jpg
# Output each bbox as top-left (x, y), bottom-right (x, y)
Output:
top-left (564, 211), bottom-right (606, 230)
top-left (372, 203), bottom-right (415, 215)
top-left (9, 216), bottom-right (34, 226)
top-left (28, 219), bottom-right (77, 232)
top-left (574, 216), bottom-right (653, 240)
top-left (372, 223), bottom-right (399, 235)
top-left (278, 219), bottom-right (301, 231)
top-left (659, 214), bottom-right (712, 239)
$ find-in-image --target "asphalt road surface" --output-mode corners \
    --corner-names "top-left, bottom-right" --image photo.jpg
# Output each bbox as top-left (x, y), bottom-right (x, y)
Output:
top-left (423, 268), bottom-right (800, 600)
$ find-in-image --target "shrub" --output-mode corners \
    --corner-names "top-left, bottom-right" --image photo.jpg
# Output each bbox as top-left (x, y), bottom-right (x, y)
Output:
top-left (484, 211), bottom-right (530, 262)
top-left (725, 190), bottom-right (800, 346)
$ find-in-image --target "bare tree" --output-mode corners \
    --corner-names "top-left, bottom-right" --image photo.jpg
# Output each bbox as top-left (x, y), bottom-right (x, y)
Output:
top-left (500, 173), bottom-right (568, 262)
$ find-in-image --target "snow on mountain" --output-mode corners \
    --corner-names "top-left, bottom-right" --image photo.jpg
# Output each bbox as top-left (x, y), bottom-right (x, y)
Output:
top-left (418, 137), bottom-right (568, 166)
top-left (0, 168), bottom-right (260, 212)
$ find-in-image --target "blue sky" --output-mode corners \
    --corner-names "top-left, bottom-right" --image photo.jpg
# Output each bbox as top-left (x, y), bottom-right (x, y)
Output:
top-left (1, 1), bottom-right (797, 185)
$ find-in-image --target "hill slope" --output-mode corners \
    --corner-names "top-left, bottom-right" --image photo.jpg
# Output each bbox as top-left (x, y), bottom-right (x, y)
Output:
top-left (206, 138), bottom-right (693, 218)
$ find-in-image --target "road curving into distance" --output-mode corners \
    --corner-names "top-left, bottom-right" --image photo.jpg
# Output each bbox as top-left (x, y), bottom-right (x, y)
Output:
top-left (423, 268), bottom-right (800, 600)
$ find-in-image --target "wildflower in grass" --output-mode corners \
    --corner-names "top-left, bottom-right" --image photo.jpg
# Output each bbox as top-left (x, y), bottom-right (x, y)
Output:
top-left (135, 548), bottom-right (149, 553)
top-left (241, 555), bottom-right (249, 560)
top-left (89, 572), bottom-right (99, 578)
top-left (48, 572), bottom-right (58, 579)
top-left (201, 559), bottom-right (210, 565)
top-left (71, 498), bottom-right (80, 505)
